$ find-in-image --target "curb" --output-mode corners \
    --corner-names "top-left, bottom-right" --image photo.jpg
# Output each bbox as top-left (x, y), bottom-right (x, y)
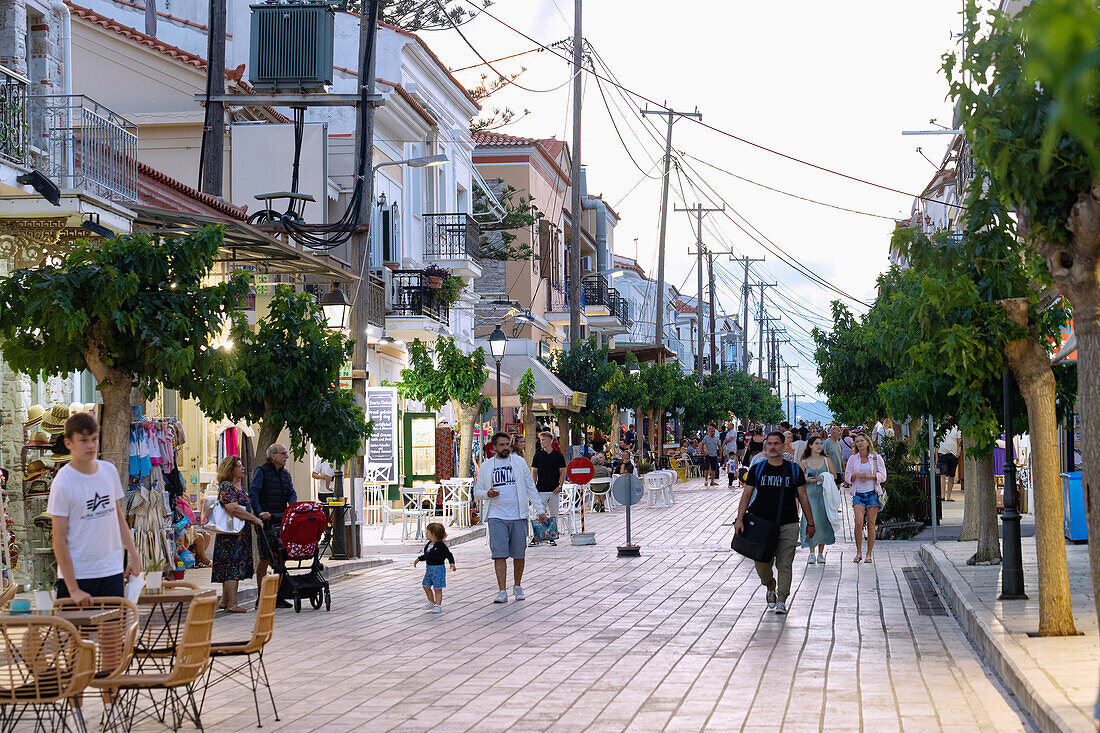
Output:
top-left (919, 544), bottom-right (1085, 733)
top-left (231, 557), bottom-right (394, 606)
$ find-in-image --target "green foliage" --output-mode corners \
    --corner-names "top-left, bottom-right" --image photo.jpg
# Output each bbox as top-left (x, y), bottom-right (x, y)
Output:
top-left (877, 436), bottom-right (922, 523)
top-left (473, 181), bottom-right (543, 260)
top-left (439, 275), bottom-right (465, 305)
top-left (542, 337), bottom-right (618, 432)
top-left (212, 285), bottom-right (371, 465)
top-left (0, 227), bottom-right (246, 402)
top-left (395, 336), bottom-right (489, 412)
top-left (350, 0), bottom-right (490, 30)
top-left (812, 302), bottom-right (890, 426)
top-left (947, 0), bottom-right (1094, 245)
top-left (637, 460), bottom-right (653, 475)
top-left (517, 367), bottom-right (536, 406)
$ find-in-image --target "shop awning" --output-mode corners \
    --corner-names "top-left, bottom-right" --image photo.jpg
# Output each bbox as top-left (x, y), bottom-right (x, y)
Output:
top-left (131, 205), bottom-right (356, 280)
top-left (477, 338), bottom-right (583, 412)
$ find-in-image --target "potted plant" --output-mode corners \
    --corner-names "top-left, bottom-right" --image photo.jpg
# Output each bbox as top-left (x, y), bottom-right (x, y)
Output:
top-left (424, 264), bottom-right (449, 289)
top-left (637, 460), bottom-right (654, 475)
top-left (144, 559), bottom-right (165, 592)
top-left (440, 275), bottom-right (465, 304)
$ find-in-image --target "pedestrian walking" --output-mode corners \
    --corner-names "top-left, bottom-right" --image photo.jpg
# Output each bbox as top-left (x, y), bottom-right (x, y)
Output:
top-left (702, 425), bottom-right (721, 486)
top-left (823, 425), bottom-right (845, 486)
top-left (722, 428), bottom-right (740, 487)
top-left (473, 432), bottom-right (549, 604)
top-left (510, 433), bottom-right (527, 459)
top-left (937, 426), bottom-right (961, 501)
top-left (735, 431), bottom-right (815, 615)
top-left (414, 522), bottom-right (456, 613)
top-left (799, 437), bottom-right (836, 564)
top-left (845, 434), bottom-right (887, 564)
top-left (48, 412), bottom-right (142, 605)
top-left (311, 458), bottom-right (335, 501)
top-left (840, 428), bottom-right (854, 475)
top-left (530, 431), bottom-right (566, 546)
top-left (782, 431), bottom-right (796, 461)
top-left (745, 427), bottom-right (765, 464)
top-left (212, 456), bottom-right (264, 613)
top-left (249, 443), bottom-right (297, 605)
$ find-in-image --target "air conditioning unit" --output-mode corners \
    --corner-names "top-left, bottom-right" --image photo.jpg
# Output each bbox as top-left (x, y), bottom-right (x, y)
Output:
top-left (249, 2), bottom-right (336, 92)
top-left (580, 255), bottom-right (593, 272)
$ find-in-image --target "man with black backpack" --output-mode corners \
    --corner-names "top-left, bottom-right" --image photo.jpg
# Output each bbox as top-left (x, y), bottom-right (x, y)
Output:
top-left (734, 430), bottom-right (815, 615)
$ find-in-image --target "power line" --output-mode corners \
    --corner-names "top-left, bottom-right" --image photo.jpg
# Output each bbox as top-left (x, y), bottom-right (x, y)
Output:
top-left (456, 0), bottom-right (935, 202)
top-left (450, 46), bottom-right (545, 72)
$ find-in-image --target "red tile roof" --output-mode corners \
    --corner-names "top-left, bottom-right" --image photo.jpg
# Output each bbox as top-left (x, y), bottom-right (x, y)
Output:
top-left (472, 131), bottom-right (567, 160)
top-left (137, 161), bottom-right (248, 221)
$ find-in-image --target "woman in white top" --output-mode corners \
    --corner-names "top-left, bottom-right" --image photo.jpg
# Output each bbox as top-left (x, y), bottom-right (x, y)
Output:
top-left (844, 433), bottom-right (887, 564)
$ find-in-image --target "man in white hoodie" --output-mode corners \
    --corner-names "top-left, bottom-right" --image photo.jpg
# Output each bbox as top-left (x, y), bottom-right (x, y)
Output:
top-left (474, 432), bottom-right (549, 603)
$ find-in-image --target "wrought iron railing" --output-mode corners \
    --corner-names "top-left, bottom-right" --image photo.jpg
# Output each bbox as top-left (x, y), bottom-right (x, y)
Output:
top-left (423, 213), bottom-right (480, 260)
top-left (29, 95), bottom-right (138, 203)
top-left (0, 66), bottom-right (28, 167)
top-left (367, 273), bottom-right (386, 328)
top-left (608, 287), bottom-right (631, 326)
top-left (390, 269), bottom-right (448, 324)
top-left (582, 273), bottom-right (610, 309)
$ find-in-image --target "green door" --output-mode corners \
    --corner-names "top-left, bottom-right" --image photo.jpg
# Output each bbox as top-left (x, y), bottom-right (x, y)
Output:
top-left (402, 412), bottom-right (437, 487)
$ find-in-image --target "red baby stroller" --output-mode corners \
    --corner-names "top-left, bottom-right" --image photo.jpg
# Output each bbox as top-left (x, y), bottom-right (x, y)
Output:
top-left (271, 501), bottom-right (332, 613)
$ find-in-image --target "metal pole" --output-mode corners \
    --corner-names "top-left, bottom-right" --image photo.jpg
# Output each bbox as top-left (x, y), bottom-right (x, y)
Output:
top-left (928, 414), bottom-right (937, 543)
top-left (495, 360), bottom-right (503, 430)
top-left (330, 468), bottom-right (348, 560)
top-left (568, 0), bottom-right (583, 345)
top-left (1000, 371), bottom-right (1027, 599)
top-left (708, 252), bottom-right (717, 373)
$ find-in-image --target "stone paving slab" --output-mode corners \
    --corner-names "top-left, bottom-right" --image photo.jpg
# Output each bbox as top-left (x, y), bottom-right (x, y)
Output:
top-left (63, 476), bottom-right (1034, 732)
top-left (921, 538), bottom-right (1097, 733)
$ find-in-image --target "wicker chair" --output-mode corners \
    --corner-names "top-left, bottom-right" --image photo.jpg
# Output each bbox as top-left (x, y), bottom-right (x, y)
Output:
top-left (0, 585), bottom-right (17, 609)
top-left (200, 574), bottom-right (280, 728)
top-left (0, 615), bottom-right (96, 732)
top-left (51, 598), bottom-right (139, 683)
top-left (93, 595), bottom-right (217, 732)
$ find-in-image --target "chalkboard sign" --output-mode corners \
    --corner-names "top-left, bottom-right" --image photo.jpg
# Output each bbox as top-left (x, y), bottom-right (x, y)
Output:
top-left (365, 387), bottom-right (399, 485)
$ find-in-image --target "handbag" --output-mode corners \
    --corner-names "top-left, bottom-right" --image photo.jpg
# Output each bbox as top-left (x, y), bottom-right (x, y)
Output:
top-left (204, 499), bottom-right (245, 535)
top-left (731, 461), bottom-right (794, 562)
top-left (530, 516), bottom-right (559, 542)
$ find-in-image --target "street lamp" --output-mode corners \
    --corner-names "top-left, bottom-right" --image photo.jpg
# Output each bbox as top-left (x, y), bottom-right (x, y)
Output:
top-left (319, 283), bottom-right (352, 331)
top-left (489, 325), bottom-right (507, 430)
top-left (372, 153), bottom-right (449, 177)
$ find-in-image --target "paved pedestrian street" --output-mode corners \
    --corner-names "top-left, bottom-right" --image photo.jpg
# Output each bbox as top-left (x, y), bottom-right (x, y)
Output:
top-left (184, 477), bottom-right (1033, 733)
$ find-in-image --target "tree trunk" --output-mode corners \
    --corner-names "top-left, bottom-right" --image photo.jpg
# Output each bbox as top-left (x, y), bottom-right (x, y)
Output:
top-left (83, 333), bottom-right (132, 481)
top-left (521, 401), bottom-right (536, 456)
top-left (635, 405), bottom-right (643, 456)
top-left (254, 418), bottom-right (283, 471)
top-left (453, 400), bottom-right (478, 478)
top-left (967, 454), bottom-right (1002, 565)
top-left (960, 439), bottom-right (980, 542)
top-left (1024, 187), bottom-right (1100, 625)
top-left (1003, 298), bottom-right (1077, 635)
top-left (557, 410), bottom-right (570, 457)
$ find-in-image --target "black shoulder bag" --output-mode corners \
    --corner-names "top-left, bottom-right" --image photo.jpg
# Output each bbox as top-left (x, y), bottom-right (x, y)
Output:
top-left (731, 461), bottom-right (795, 562)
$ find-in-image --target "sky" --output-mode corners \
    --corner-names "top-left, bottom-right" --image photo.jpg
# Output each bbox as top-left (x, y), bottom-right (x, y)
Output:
top-left (418, 0), bottom-right (966, 412)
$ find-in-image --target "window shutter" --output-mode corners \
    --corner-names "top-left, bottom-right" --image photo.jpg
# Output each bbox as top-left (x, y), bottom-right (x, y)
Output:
top-left (538, 222), bottom-right (552, 279)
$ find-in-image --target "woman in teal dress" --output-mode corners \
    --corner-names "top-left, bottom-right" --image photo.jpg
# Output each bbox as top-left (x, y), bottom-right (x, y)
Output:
top-left (799, 436), bottom-right (836, 563)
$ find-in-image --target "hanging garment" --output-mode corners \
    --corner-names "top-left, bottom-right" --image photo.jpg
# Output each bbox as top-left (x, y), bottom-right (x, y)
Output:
top-left (225, 427), bottom-right (240, 458)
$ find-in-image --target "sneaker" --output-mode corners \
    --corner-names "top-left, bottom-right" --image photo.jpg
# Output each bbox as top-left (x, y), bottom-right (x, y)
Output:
top-left (513, 586), bottom-right (525, 601)
top-left (766, 589), bottom-right (777, 609)
top-left (775, 601), bottom-right (788, 615)
top-left (529, 539), bottom-right (539, 547)
top-left (431, 605), bottom-right (442, 613)
top-left (818, 554), bottom-right (826, 564)
top-left (422, 602), bottom-right (436, 610)
top-left (494, 590), bottom-right (508, 604)
top-left (807, 554), bottom-right (817, 565)
top-left (549, 540), bottom-right (557, 546)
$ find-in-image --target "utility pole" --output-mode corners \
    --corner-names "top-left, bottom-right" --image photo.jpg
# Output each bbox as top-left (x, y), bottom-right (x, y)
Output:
top-left (568, 0), bottom-right (584, 346)
top-left (748, 282), bottom-right (777, 378)
top-left (199, 0), bottom-right (225, 195)
top-left (708, 253), bottom-right (717, 373)
top-left (790, 394), bottom-right (805, 424)
top-left (643, 105), bottom-right (701, 350)
top-left (679, 203), bottom-right (723, 378)
top-left (730, 256), bottom-right (764, 372)
top-left (782, 363), bottom-right (799, 423)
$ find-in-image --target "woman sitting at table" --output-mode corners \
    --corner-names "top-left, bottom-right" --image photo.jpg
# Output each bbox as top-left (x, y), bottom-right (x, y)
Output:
top-left (211, 456), bottom-right (264, 613)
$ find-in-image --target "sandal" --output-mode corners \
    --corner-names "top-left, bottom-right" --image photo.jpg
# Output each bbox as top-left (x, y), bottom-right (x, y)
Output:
top-left (853, 555), bottom-right (862, 563)
top-left (225, 606), bottom-right (248, 613)
top-left (864, 556), bottom-right (873, 564)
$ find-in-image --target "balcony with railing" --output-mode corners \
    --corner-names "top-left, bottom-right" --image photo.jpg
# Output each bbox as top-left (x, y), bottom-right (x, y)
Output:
top-left (1, 66), bottom-right (29, 168)
top-left (366, 273), bottom-right (386, 329)
top-left (545, 280), bottom-right (583, 326)
top-left (385, 269), bottom-right (450, 341)
top-left (28, 95), bottom-right (138, 203)
top-left (423, 212), bottom-right (481, 279)
top-left (583, 274), bottom-right (629, 334)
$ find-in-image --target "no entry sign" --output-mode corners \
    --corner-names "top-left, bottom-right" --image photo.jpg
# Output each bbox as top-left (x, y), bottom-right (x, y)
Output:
top-left (567, 456), bottom-right (595, 485)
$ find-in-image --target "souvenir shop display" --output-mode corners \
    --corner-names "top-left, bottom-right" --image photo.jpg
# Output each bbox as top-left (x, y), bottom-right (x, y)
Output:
top-left (125, 417), bottom-right (191, 582)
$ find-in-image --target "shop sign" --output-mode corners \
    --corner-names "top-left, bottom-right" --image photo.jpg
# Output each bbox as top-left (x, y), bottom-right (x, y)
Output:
top-left (505, 422), bottom-right (523, 435)
top-left (338, 360), bottom-right (353, 390)
top-left (365, 387), bottom-right (399, 485)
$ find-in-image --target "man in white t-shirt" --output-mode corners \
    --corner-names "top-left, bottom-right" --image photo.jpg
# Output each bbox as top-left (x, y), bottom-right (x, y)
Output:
top-left (473, 432), bottom-right (548, 604)
top-left (312, 458), bottom-right (335, 500)
top-left (937, 426), bottom-right (962, 501)
top-left (47, 413), bottom-right (142, 605)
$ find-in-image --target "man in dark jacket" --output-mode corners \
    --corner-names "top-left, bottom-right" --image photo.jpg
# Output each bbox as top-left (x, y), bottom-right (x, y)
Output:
top-left (249, 443), bottom-right (297, 590)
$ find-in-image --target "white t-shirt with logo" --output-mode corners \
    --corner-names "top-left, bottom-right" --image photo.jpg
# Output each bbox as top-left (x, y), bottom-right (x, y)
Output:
top-left (47, 461), bottom-right (125, 579)
top-left (485, 456), bottom-right (522, 520)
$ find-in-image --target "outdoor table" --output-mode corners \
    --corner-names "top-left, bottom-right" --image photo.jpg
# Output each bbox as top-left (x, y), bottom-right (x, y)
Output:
top-left (132, 588), bottom-right (204, 671)
top-left (53, 608), bottom-right (122, 627)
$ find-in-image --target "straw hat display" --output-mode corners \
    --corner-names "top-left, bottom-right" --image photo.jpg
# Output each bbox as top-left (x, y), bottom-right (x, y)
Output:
top-left (40, 404), bottom-right (71, 435)
top-left (25, 405), bottom-right (44, 429)
top-left (49, 451), bottom-right (71, 467)
top-left (23, 479), bottom-right (49, 498)
top-left (24, 460), bottom-right (49, 482)
top-left (23, 431), bottom-right (51, 448)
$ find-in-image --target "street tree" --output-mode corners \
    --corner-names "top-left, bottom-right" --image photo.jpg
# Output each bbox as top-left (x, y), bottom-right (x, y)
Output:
top-left (542, 336), bottom-right (618, 443)
top-left (0, 228), bottom-right (247, 478)
top-left (517, 367), bottom-right (537, 447)
top-left (893, 184), bottom-right (1077, 634)
top-left (209, 285), bottom-right (372, 466)
top-left (947, 0), bottom-right (1100, 626)
top-left (473, 182), bottom-right (542, 260)
top-left (395, 336), bottom-right (488, 478)
top-left (812, 302), bottom-right (890, 426)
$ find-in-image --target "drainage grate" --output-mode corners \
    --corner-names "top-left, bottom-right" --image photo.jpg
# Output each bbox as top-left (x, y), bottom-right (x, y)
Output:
top-left (903, 566), bottom-right (948, 616)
